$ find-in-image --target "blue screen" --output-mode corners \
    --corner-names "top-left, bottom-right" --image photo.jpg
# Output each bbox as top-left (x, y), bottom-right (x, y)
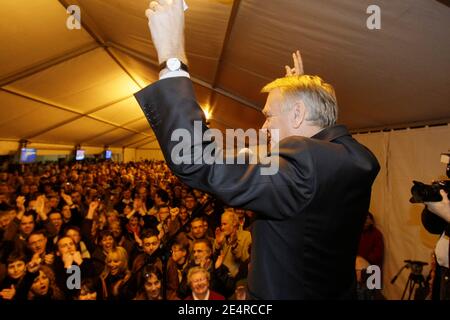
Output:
top-left (76, 150), bottom-right (85, 161)
top-left (105, 150), bottom-right (112, 159)
top-left (20, 148), bottom-right (37, 163)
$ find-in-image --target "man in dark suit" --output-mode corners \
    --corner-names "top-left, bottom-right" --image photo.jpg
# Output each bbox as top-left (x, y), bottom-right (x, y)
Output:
top-left (135, 0), bottom-right (380, 299)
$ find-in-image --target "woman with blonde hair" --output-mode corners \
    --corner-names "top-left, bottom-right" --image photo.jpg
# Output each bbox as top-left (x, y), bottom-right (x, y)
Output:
top-left (100, 246), bottom-right (131, 300)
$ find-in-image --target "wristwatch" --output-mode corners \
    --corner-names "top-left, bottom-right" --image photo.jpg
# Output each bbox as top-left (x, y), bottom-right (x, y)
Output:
top-left (159, 58), bottom-right (189, 72)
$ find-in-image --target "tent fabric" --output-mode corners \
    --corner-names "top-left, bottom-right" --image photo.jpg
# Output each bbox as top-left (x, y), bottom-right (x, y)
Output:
top-left (1, 0), bottom-right (449, 149)
top-left (0, 1), bottom-right (449, 300)
top-left (0, 1), bottom-right (95, 81)
top-left (354, 124), bottom-right (450, 300)
top-left (6, 48), bottom-right (141, 113)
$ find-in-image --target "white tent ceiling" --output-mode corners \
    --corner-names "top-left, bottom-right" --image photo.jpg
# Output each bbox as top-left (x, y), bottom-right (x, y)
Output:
top-left (1, 0), bottom-right (449, 149)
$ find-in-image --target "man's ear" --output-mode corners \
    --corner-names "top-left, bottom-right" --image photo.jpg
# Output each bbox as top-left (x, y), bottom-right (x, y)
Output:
top-left (291, 101), bottom-right (306, 128)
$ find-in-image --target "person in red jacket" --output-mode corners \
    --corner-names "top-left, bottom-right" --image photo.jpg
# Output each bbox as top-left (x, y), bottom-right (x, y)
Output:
top-left (356, 212), bottom-right (385, 300)
top-left (185, 266), bottom-right (224, 300)
top-left (357, 212), bottom-right (384, 268)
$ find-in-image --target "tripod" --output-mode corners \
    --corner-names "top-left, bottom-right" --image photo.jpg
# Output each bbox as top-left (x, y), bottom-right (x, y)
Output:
top-left (391, 260), bottom-right (428, 300)
top-left (401, 272), bottom-right (426, 300)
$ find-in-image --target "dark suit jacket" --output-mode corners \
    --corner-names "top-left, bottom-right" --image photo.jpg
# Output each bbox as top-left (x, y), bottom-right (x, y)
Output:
top-left (135, 77), bottom-right (380, 299)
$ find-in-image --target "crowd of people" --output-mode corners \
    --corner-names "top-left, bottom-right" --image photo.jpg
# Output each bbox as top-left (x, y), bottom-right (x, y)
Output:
top-left (0, 160), bottom-right (253, 300)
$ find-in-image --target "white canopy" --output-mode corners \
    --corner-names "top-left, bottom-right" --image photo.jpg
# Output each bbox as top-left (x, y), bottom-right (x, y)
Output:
top-left (1, 0), bottom-right (449, 150)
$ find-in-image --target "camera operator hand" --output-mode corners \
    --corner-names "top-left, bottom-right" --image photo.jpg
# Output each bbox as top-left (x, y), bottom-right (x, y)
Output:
top-left (425, 190), bottom-right (450, 223)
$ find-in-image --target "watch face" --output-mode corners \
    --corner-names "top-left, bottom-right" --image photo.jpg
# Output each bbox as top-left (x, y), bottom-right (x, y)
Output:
top-left (167, 58), bottom-right (181, 71)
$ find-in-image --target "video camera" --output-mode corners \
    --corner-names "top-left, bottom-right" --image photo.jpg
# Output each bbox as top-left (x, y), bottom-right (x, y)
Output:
top-left (410, 153), bottom-right (450, 203)
top-left (404, 260), bottom-right (428, 276)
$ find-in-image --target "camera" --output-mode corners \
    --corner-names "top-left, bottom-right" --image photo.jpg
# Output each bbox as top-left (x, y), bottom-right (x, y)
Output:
top-left (404, 260), bottom-right (428, 276)
top-left (410, 153), bottom-right (450, 203)
top-left (410, 180), bottom-right (450, 203)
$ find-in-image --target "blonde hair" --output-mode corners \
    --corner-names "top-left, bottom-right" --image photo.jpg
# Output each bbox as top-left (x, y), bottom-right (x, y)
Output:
top-left (187, 266), bottom-right (210, 286)
top-left (262, 75), bottom-right (338, 128)
top-left (102, 246), bottom-right (129, 277)
top-left (101, 246), bottom-right (131, 298)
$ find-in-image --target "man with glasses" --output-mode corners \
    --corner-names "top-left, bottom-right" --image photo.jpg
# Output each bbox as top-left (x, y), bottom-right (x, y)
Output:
top-left (27, 230), bottom-right (54, 266)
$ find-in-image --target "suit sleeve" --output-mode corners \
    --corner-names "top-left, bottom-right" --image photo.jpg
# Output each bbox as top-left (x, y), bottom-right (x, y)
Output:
top-left (134, 77), bottom-right (314, 220)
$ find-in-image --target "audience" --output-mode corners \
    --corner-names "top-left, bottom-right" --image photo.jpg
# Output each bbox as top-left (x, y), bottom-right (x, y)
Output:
top-left (0, 160), bottom-right (253, 300)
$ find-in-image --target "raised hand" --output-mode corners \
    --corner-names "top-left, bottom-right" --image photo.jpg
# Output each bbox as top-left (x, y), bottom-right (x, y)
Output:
top-left (215, 227), bottom-right (225, 247)
top-left (134, 232), bottom-right (143, 247)
top-left (35, 195), bottom-right (46, 214)
top-left (61, 192), bottom-right (73, 206)
top-left (145, 0), bottom-right (187, 64)
top-left (89, 200), bottom-right (100, 212)
top-left (86, 200), bottom-right (100, 220)
top-left (35, 195), bottom-right (49, 221)
top-left (62, 252), bottom-right (74, 269)
top-left (44, 253), bottom-right (55, 265)
top-left (0, 285), bottom-right (16, 300)
top-left (285, 50), bottom-right (304, 76)
top-left (27, 253), bottom-right (42, 273)
top-left (72, 251), bottom-right (83, 265)
top-left (16, 195), bottom-right (26, 213)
